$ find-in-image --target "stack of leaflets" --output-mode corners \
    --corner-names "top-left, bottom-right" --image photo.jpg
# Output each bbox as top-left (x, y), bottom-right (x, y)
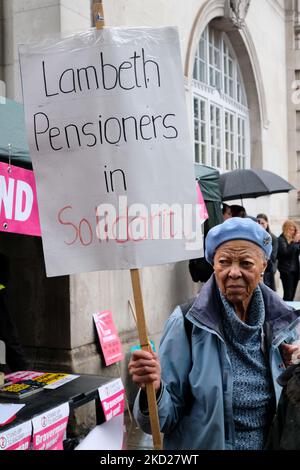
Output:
top-left (0, 379), bottom-right (44, 399)
top-left (0, 371), bottom-right (79, 400)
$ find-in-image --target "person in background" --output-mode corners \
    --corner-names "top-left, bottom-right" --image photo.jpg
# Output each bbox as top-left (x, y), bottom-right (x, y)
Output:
top-left (256, 213), bottom-right (278, 291)
top-left (266, 362), bottom-right (300, 449)
top-left (0, 253), bottom-right (28, 372)
top-left (230, 204), bottom-right (246, 218)
top-left (230, 204), bottom-right (257, 222)
top-left (277, 220), bottom-right (300, 301)
top-left (129, 218), bottom-right (300, 450)
top-left (222, 203), bottom-right (232, 221)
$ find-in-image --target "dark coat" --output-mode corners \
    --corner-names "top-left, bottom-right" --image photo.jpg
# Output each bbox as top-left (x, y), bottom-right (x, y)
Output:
top-left (265, 363), bottom-right (300, 450)
top-left (266, 233), bottom-right (278, 274)
top-left (264, 233), bottom-right (278, 291)
top-left (277, 234), bottom-right (300, 273)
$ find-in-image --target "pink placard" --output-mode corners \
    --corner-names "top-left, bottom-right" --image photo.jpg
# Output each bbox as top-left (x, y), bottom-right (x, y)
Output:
top-left (196, 182), bottom-right (208, 221)
top-left (93, 310), bottom-right (124, 366)
top-left (32, 403), bottom-right (69, 451)
top-left (0, 162), bottom-right (41, 236)
top-left (98, 379), bottom-right (125, 421)
top-left (4, 434), bottom-right (31, 451)
top-left (0, 421), bottom-right (32, 451)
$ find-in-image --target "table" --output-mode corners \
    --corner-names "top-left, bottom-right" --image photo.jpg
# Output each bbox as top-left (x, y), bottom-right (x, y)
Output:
top-left (0, 373), bottom-right (109, 432)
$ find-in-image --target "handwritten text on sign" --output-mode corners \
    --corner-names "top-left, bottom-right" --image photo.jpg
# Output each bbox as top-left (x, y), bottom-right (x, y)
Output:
top-left (93, 311), bottom-right (123, 366)
top-left (19, 28), bottom-right (202, 276)
top-left (0, 162), bottom-right (41, 236)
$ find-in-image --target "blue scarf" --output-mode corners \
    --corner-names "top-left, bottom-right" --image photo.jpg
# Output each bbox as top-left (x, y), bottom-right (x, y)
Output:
top-left (220, 286), bottom-right (275, 450)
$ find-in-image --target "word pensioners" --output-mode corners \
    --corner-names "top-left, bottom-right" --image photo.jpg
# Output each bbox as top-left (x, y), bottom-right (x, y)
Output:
top-left (33, 112), bottom-right (178, 152)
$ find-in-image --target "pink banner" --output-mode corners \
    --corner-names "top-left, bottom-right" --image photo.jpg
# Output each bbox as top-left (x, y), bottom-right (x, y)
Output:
top-left (0, 421), bottom-right (32, 451)
top-left (93, 310), bottom-right (123, 366)
top-left (5, 435), bottom-right (31, 451)
top-left (0, 162), bottom-right (41, 236)
top-left (101, 390), bottom-right (125, 421)
top-left (98, 379), bottom-right (125, 421)
top-left (196, 182), bottom-right (208, 221)
top-left (32, 403), bottom-right (69, 450)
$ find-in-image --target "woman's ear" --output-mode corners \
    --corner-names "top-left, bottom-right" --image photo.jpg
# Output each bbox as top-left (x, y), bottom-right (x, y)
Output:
top-left (262, 259), bottom-right (268, 271)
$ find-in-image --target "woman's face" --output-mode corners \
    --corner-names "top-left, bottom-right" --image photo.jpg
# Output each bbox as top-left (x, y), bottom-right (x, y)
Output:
top-left (257, 218), bottom-right (268, 231)
top-left (223, 207), bottom-right (232, 220)
top-left (213, 240), bottom-right (267, 319)
top-left (286, 225), bottom-right (296, 238)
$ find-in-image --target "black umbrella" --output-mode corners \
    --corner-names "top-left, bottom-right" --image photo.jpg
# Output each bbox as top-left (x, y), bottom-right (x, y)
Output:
top-left (220, 169), bottom-right (295, 201)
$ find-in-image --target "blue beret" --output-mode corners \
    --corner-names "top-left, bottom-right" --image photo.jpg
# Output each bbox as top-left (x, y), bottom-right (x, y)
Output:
top-left (205, 217), bottom-right (272, 264)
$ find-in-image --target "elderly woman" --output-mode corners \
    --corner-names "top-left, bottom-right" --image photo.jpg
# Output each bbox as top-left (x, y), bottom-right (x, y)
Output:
top-left (128, 218), bottom-right (300, 450)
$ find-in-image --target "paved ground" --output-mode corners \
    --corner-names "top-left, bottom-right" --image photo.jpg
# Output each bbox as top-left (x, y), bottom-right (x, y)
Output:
top-left (124, 410), bottom-right (154, 450)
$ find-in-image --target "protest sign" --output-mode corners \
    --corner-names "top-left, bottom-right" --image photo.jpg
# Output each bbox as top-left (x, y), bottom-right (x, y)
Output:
top-left (0, 162), bottom-right (41, 236)
top-left (98, 378), bottom-right (125, 421)
top-left (19, 27), bottom-right (203, 277)
top-left (0, 421), bottom-right (31, 450)
top-left (32, 402), bottom-right (69, 450)
top-left (93, 310), bottom-right (123, 366)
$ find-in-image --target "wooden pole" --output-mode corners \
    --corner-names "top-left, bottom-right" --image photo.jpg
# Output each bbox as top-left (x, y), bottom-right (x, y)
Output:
top-left (130, 269), bottom-right (163, 450)
top-left (93, 2), bottom-right (162, 450)
top-left (93, 2), bottom-right (105, 29)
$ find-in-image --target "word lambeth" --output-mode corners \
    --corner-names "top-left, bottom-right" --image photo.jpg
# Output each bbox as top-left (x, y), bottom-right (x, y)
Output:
top-left (42, 49), bottom-right (160, 96)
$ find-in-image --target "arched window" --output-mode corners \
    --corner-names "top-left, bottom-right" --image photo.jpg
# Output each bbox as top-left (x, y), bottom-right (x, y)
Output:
top-left (193, 24), bottom-right (249, 171)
